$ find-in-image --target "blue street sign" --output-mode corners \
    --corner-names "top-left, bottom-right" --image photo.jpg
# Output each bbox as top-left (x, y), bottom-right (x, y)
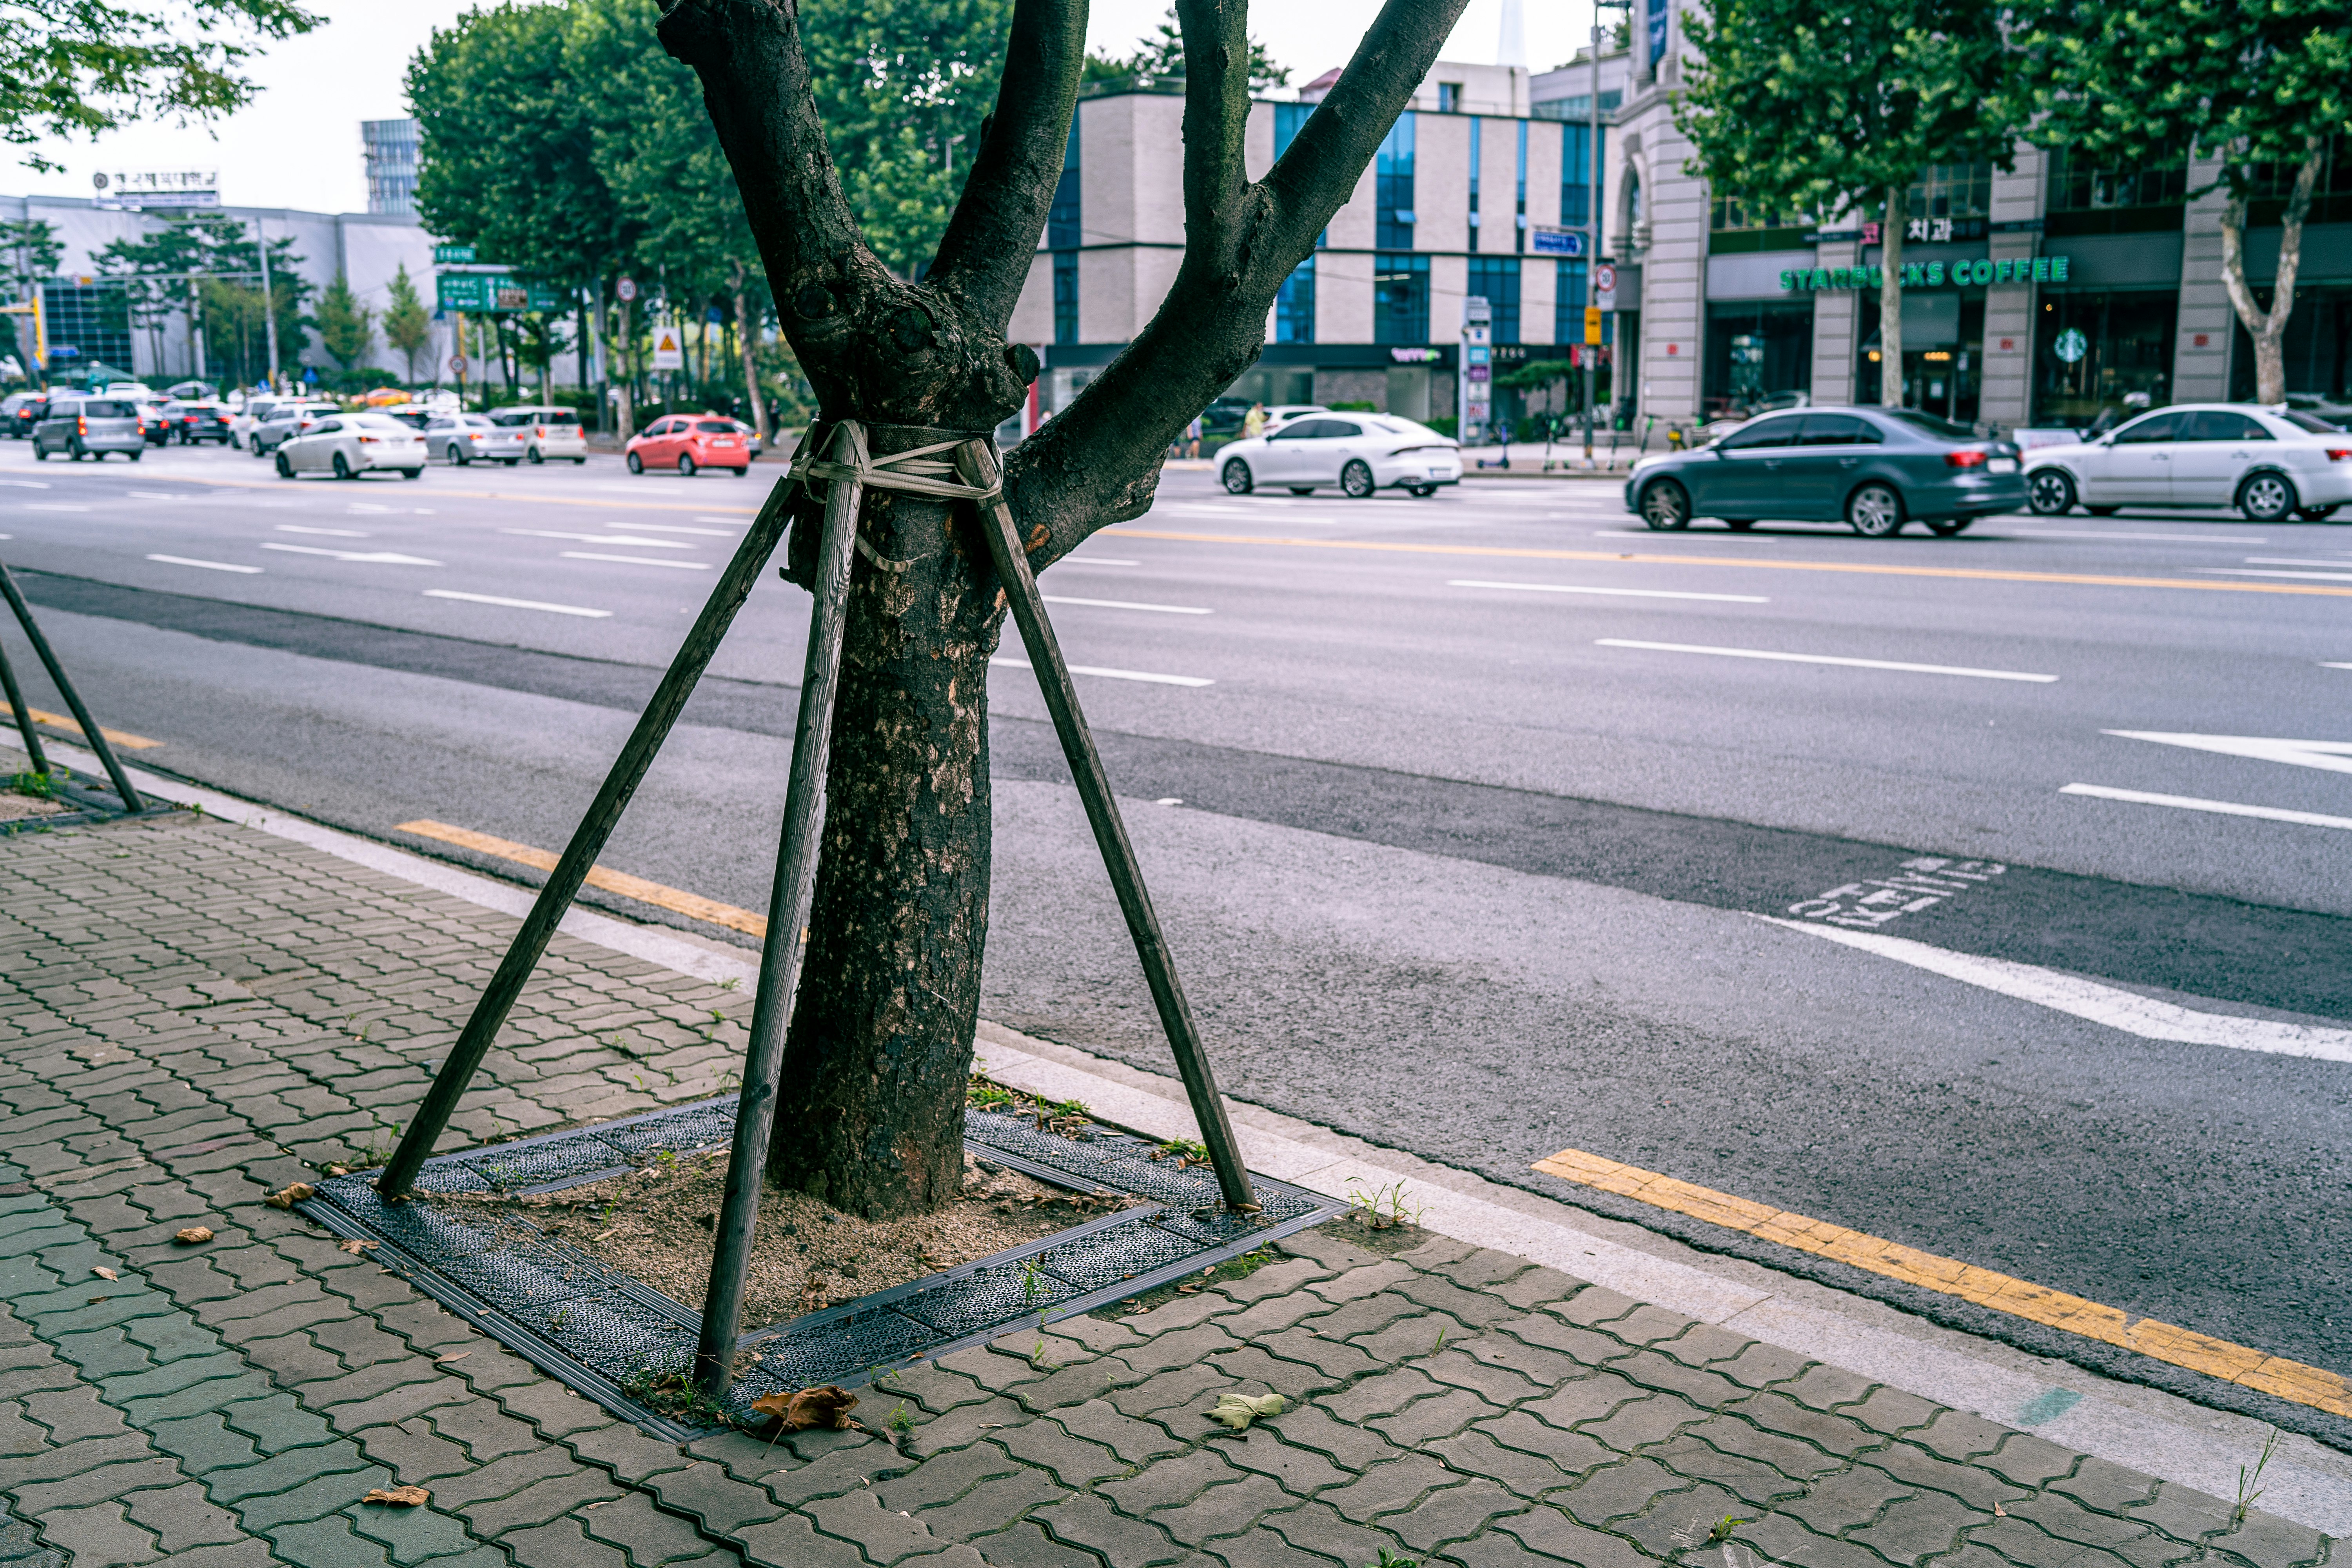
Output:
top-left (1530, 227), bottom-right (1585, 257)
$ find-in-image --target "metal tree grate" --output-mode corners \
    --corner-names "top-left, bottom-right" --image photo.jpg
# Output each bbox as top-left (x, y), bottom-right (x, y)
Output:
top-left (303, 1097), bottom-right (1341, 1439)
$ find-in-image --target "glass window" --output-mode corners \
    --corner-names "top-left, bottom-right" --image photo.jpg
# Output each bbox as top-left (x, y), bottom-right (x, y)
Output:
top-left (2228, 286), bottom-right (2351, 407)
top-left (1704, 301), bottom-right (1813, 417)
top-left (2184, 410), bottom-right (2271, 442)
top-left (2033, 290), bottom-right (2176, 426)
top-left (1709, 193), bottom-right (1805, 232)
top-left (1908, 163), bottom-right (1990, 221)
top-left (1555, 258), bottom-right (1588, 343)
top-left (1323, 421), bottom-right (1362, 437)
top-left (1561, 123), bottom-right (1605, 227)
top-left (1269, 419), bottom-right (1325, 441)
top-left (83, 401), bottom-right (129, 418)
top-left (1880, 409), bottom-right (1976, 440)
top-left (2112, 412), bottom-right (2182, 444)
top-left (1798, 414), bottom-right (1874, 446)
top-left (695, 421), bottom-right (733, 433)
top-left (2283, 408), bottom-right (2347, 433)
top-left (1274, 102), bottom-right (1314, 157)
top-left (1374, 254), bottom-right (1428, 344)
top-left (1377, 114), bottom-right (1416, 249)
top-left (1053, 252), bottom-right (1078, 346)
top-left (1047, 120), bottom-right (1081, 249)
top-left (1468, 117), bottom-right (1482, 250)
top-left (542, 411), bottom-right (581, 426)
top-left (1276, 256), bottom-right (1314, 344)
top-left (2046, 144), bottom-right (2187, 212)
top-left (1466, 257), bottom-right (1520, 344)
top-left (1718, 416), bottom-right (1808, 450)
top-left (312, 420), bottom-right (341, 434)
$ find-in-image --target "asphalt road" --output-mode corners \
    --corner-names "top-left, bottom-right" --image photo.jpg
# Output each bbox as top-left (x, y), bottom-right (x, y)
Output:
top-left (0, 435), bottom-right (2345, 1404)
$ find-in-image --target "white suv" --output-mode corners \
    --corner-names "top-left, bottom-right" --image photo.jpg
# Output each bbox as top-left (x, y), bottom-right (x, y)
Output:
top-left (489, 405), bottom-right (588, 465)
top-left (2025, 403), bottom-right (2351, 521)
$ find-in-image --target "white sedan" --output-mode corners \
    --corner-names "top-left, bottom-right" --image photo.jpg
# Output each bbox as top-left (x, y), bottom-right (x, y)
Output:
top-left (1220, 413), bottom-right (1462, 498)
top-left (2024, 403), bottom-right (2350, 521)
top-left (274, 413), bottom-right (427, 480)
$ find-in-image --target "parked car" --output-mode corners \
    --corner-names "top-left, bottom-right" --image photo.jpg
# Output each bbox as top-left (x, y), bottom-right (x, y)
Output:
top-left (489, 405), bottom-right (588, 464)
top-left (423, 412), bottom-right (527, 465)
top-left (229, 397), bottom-right (279, 450)
top-left (31, 397), bottom-right (148, 461)
top-left (730, 419), bottom-right (764, 458)
top-left (165, 379), bottom-right (218, 401)
top-left (274, 412), bottom-right (427, 479)
top-left (376, 404), bottom-right (434, 431)
top-left (624, 413), bottom-right (753, 475)
top-left (249, 401), bottom-right (345, 456)
top-left (0, 392), bottom-right (49, 438)
top-left (1259, 403), bottom-right (1330, 433)
top-left (1624, 407), bottom-right (2026, 536)
top-left (1218, 413), bottom-right (1462, 498)
top-left (157, 399), bottom-right (234, 445)
top-left (2024, 403), bottom-right (2352, 522)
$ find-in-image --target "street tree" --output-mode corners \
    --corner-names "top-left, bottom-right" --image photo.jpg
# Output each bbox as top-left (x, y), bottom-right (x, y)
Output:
top-left (1085, 5), bottom-right (1290, 92)
top-left (316, 273), bottom-right (374, 371)
top-left (94, 221), bottom-right (213, 378)
top-left (649, 0), bottom-right (1470, 1216)
top-left (2006, 0), bottom-right (2352, 404)
top-left (2, 0), bottom-right (318, 170)
top-left (1678, 0), bottom-right (2015, 407)
top-left (383, 265), bottom-right (432, 383)
top-left (1, 220), bottom-right (63, 383)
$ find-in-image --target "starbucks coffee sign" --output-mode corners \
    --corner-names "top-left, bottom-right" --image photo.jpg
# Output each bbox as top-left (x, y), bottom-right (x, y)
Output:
top-left (1780, 255), bottom-right (2072, 292)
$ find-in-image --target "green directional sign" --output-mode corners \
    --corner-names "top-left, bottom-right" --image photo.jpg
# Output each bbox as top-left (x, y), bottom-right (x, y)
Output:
top-left (436, 273), bottom-right (564, 313)
top-left (433, 244), bottom-right (477, 265)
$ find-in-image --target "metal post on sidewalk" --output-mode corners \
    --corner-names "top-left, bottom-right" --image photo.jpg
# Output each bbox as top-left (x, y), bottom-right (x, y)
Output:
top-left (0, 642), bottom-right (51, 780)
top-left (0, 566), bottom-right (142, 811)
top-left (955, 440), bottom-right (1258, 1214)
top-left (693, 425), bottom-right (863, 1399)
top-left (377, 447), bottom-right (816, 1200)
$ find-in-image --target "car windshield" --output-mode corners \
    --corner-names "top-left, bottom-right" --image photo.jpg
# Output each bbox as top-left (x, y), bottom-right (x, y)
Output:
top-left (1879, 409), bottom-right (1979, 441)
top-left (82, 401), bottom-right (132, 418)
top-left (695, 421), bottom-right (734, 433)
top-left (541, 411), bottom-right (581, 426)
top-left (2280, 409), bottom-right (2345, 433)
top-left (490, 412), bottom-right (536, 426)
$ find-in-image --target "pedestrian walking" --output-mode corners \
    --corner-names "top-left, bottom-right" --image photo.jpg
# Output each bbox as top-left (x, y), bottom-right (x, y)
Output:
top-left (1185, 414), bottom-right (1203, 458)
top-left (1243, 402), bottom-right (1266, 439)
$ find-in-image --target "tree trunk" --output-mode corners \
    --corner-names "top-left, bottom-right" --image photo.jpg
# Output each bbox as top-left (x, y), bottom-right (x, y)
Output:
top-left (731, 269), bottom-right (770, 439)
top-left (616, 296), bottom-right (636, 441)
top-left (1878, 181), bottom-right (1906, 409)
top-left (766, 423), bottom-right (998, 1218)
top-left (2220, 139), bottom-right (2322, 406)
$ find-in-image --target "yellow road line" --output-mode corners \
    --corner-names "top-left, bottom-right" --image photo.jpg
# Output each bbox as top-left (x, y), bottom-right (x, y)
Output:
top-left (1114, 528), bottom-right (2352, 599)
top-left (394, 820), bottom-right (768, 937)
top-left (5, 708), bottom-right (162, 750)
top-left (1532, 1143), bottom-right (2350, 1418)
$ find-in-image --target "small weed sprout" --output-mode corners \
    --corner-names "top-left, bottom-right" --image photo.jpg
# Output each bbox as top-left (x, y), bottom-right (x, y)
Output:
top-left (718, 976), bottom-right (742, 991)
top-left (965, 1077), bottom-right (1017, 1112)
top-left (9, 770), bottom-right (59, 799)
top-left (2234, 1428), bottom-right (2279, 1524)
top-left (1708, 1516), bottom-right (1749, 1545)
top-left (1345, 1177), bottom-right (1422, 1231)
top-left (1154, 1137), bottom-right (1209, 1166)
top-left (1365, 1551), bottom-right (1419, 1568)
top-left (887, 1401), bottom-right (914, 1433)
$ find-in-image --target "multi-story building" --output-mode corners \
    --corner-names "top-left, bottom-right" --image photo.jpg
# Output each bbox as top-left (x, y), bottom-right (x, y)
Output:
top-left (1016, 23), bottom-right (2352, 437)
top-left (363, 119), bottom-right (423, 217)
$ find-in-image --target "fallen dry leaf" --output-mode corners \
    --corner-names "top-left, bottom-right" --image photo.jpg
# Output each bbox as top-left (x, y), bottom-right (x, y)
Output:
top-left (175, 1227), bottom-right (214, 1245)
top-left (1994, 1503), bottom-right (2007, 1518)
top-left (434, 1351), bottom-right (470, 1364)
top-left (338, 1239), bottom-right (381, 1255)
top-left (267, 1183), bottom-right (315, 1209)
top-left (91, 1267), bottom-right (117, 1281)
top-left (750, 1385), bottom-right (860, 1432)
top-left (1208, 1391), bottom-right (1287, 1432)
top-left (362, 1486), bottom-right (430, 1507)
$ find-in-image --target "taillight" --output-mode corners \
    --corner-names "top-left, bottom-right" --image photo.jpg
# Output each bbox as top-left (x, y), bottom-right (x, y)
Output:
top-left (2327, 448), bottom-right (2352, 463)
top-left (1945, 449), bottom-right (1987, 468)
top-left (77, 417), bottom-right (87, 435)
top-left (468, 432), bottom-right (483, 441)
top-left (356, 435), bottom-right (380, 444)
top-left (534, 426), bottom-right (547, 439)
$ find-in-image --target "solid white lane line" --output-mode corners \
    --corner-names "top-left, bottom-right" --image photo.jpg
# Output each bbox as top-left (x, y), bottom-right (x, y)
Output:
top-left (276, 524), bottom-right (370, 537)
top-left (2060, 782), bottom-right (2352, 832)
top-left (2324, 662), bottom-right (2352, 671)
top-left (506, 529), bottom-right (692, 548)
top-left (2103, 730), bottom-right (2352, 775)
top-left (1040, 595), bottom-right (1212, 615)
top-left (2007, 528), bottom-right (2265, 543)
top-left (558, 551), bottom-right (710, 570)
top-left (693, 516), bottom-right (750, 525)
top-left (0, 481), bottom-right (49, 490)
top-left (1058, 556), bottom-right (1141, 566)
top-left (423, 589), bottom-right (611, 618)
top-left (147, 554), bottom-right (261, 573)
top-left (1758, 916), bottom-right (2352, 1064)
top-left (260, 543), bottom-right (442, 565)
top-left (2242, 557), bottom-right (2352, 568)
top-left (990, 656), bottom-right (1212, 687)
top-left (1454, 579), bottom-right (1768, 604)
top-left (127, 490), bottom-right (198, 501)
top-left (2204, 568), bottom-right (2352, 583)
top-left (1595, 639), bottom-right (2058, 682)
top-left (601, 523), bottom-right (735, 537)
top-left (22, 505), bottom-right (90, 513)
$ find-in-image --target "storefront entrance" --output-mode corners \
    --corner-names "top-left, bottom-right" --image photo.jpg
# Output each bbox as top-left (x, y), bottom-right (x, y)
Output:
top-left (2033, 289), bottom-right (2175, 428)
top-left (1703, 301), bottom-right (1813, 419)
top-left (1858, 295), bottom-right (1985, 424)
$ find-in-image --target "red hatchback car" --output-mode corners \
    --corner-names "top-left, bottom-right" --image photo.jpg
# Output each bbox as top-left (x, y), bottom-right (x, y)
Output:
top-left (624, 413), bottom-right (753, 476)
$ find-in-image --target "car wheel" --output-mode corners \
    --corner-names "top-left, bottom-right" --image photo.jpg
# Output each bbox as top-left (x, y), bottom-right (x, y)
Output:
top-left (2298, 504), bottom-right (2341, 521)
top-left (402, 468), bottom-right (422, 481)
top-left (572, 457), bottom-right (586, 466)
top-left (1723, 518), bottom-right (1757, 532)
top-left (526, 448), bottom-right (543, 465)
top-left (2238, 472), bottom-right (2297, 522)
top-left (1846, 482), bottom-right (1906, 537)
top-left (128, 448), bottom-right (141, 462)
top-left (332, 452), bottom-right (353, 481)
top-left (1288, 486), bottom-right (1316, 495)
top-left (455, 446), bottom-right (473, 465)
top-left (69, 441), bottom-right (85, 461)
top-left (733, 467), bottom-right (748, 477)
top-left (678, 453), bottom-right (697, 477)
top-left (276, 452), bottom-right (294, 478)
top-left (1639, 479), bottom-right (1691, 530)
top-left (31, 445), bottom-right (46, 461)
top-left (2085, 505), bottom-right (2119, 516)
top-left (1341, 460), bottom-right (1377, 499)
top-left (1221, 459), bottom-right (1254, 495)
top-left (503, 459), bottom-right (519, 466)
top-left (229, 436), bottom-right (242, 450)
top-left (626, 452), bottom-right (643, 474)
top-left (1925, 516), bottom-right (1973, 536)
top-left (2027, 469), bottom-right (2076, 515)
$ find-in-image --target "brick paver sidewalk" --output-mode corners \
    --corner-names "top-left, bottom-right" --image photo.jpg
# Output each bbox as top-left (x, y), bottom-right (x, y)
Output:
top-left (0, 810), bottom-right (2328, 1568)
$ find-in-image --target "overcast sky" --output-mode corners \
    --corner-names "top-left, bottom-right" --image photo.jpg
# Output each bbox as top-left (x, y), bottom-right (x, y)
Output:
top-left (4, 0), bottom-right (1595, 215)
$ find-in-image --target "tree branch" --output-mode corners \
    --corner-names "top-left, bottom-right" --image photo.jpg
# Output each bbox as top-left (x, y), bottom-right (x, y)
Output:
top-left (1002, 0), bottom-right (1470, 563)
top-left (927, 0), bottom-right (1087, 331)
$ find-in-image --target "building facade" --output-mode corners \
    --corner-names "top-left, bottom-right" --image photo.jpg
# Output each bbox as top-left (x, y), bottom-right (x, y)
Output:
top-left (1017, 25), bottom-right (2352, 437)
top-left (362, 120), bottom-right (423, 217)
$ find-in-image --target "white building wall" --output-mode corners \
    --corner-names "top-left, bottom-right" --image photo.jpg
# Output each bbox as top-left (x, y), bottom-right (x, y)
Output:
top-left (2174, 151), bottom-right (2235, 403)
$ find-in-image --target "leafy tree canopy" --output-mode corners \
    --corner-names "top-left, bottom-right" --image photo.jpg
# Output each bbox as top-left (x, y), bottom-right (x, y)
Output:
top-left (316, 273), bottom-right (373, 369)
top-left (1084, 5), bottom-right (1290, 93)
top-left (1, 220), bottom-right (64, 294)
top-left (2, 0), bottom-right (320, 171)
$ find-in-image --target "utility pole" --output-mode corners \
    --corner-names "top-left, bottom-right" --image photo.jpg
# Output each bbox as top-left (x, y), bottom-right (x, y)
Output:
top-left (255, 219), bottom-right (281, 393)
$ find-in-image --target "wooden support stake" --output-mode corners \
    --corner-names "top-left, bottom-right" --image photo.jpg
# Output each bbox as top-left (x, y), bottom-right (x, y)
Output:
top-left (693, 424), bottom-right (865, 1399)
top-left (955, 441), bottom-right (1258, 1212)
top-left (0, 565), bottom-right (141, 810)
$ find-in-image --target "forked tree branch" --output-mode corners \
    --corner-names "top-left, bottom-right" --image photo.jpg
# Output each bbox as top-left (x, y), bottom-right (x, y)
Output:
top-left (929, 0), bottom-right (1089, 330)
top-left (1003, 0), bottom-right (1470, 565)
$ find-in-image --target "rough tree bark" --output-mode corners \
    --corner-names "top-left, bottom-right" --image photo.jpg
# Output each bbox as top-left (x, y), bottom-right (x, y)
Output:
top-left (657, 0), bottom-right (1471, 1218)
top-left (2220, 138), bottom-right (2323, 407)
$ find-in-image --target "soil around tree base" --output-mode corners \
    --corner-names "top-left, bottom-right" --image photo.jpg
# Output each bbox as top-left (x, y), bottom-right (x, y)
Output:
top-left (425, 1149), bottom-right (1134, 1328)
